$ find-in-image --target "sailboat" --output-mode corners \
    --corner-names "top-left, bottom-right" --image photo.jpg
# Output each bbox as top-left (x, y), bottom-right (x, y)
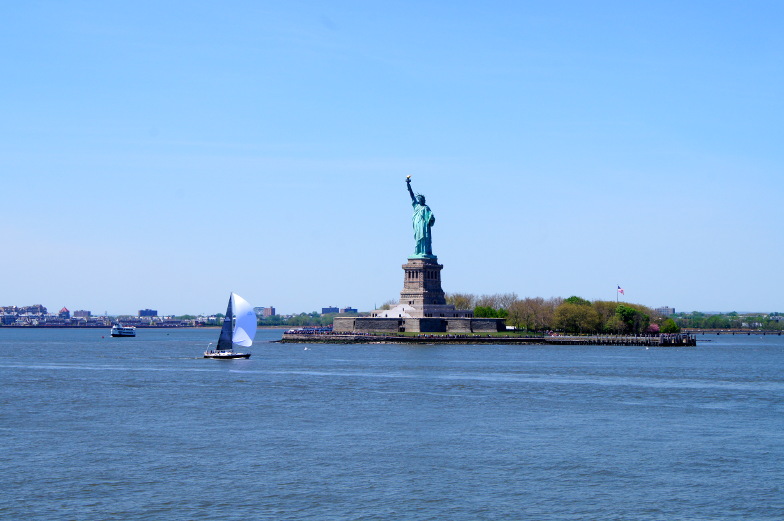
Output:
top-left (204, 293), bottom-right (257, 359)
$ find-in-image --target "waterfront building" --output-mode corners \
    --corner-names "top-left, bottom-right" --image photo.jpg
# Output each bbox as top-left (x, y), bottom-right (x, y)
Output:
top-left (339, 307), bottom-right (358, 314)
top-left (138, 309), bottom-right (158, 317)
top-left (322, 306), bottom-right (339, 314)
top-left (656, 306), bottom-right (676, 316)
top-left (73, 310), bottom-right (91, 319)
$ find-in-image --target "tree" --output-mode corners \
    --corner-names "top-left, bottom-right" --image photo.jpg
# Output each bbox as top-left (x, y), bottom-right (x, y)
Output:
top-left (604, 314), bottom-right (626, 333)
top-left (564, 296), bottom-right (591, 306)
top-left (593, 301), bottom-right (620, 328)
top-left (661, 318), bottom-right (680, 334)
top-left (705, 315), bottom-right (731, 329)
top-left (446, 293), bottom-right (475, 310)
top-left (474, 306), bottom-right (493, 318)
top-left (259, 314), bottom-right (285, 326)
top-left (474, 293), bottom-right (518, 309)
top-left (495, 293), bottom-right (519, 310)
top-left (508, 297), bottom-right (557, 331)
top-left (615, 303), bottom-right (650, 334)
top-left (475, 294), bottom-right (500, 308)
top-left (474, 306), bottom-right (508, 318)
top-left (553, 302), bottom-right (602, 334)
top-left (538, 297), bottom-right (562, 331)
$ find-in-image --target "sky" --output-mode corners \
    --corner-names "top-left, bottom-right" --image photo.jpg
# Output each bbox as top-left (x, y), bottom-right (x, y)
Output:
top-left (1, 1), bottom-right (782, 316)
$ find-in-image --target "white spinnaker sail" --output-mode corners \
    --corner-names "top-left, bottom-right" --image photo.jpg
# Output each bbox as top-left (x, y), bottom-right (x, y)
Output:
top-left (231, 293), bottom-right (257, 347)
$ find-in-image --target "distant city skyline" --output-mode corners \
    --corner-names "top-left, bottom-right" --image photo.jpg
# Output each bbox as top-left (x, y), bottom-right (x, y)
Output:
top-left (2, 2), bottom-right (782, 314)
top-left (1, 300), bottom-right (780, 318)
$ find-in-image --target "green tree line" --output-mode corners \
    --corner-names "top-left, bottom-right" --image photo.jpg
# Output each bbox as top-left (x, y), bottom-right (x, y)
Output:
top-left (196, 312), bottom-right (357, 328)
top-left (194, 299), bottom-right (782, 333)
top-left (673, 311), bottom-right (783, 331)
top-left (258, 312), bottom-right (352, 328)
top-left (445, 292), bottom-right (681, 335)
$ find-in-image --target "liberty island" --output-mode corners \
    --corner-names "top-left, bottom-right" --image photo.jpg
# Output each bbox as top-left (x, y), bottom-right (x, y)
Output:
top-left (286, 177), bottom-right (696, 345)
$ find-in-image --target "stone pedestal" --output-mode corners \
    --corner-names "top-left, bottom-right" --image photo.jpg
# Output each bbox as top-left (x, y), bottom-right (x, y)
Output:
top-left (369, 257), bottom-right (473, 321)
top-left (399, 257), bottom-right (446, 308)
top-left (333, 256), bottom-right (505, 334)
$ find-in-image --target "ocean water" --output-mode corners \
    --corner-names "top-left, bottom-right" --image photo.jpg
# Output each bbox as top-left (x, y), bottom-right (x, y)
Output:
top-left (1, 328), bottom-right (782, 520)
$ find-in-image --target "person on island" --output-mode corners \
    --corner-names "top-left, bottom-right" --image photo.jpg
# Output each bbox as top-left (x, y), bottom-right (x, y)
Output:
top-left (406, 176), bottom-right (435, 257)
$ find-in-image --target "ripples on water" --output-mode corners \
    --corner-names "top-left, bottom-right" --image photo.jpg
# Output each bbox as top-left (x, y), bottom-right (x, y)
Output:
top-left (1, 328), bottom-right (783, 520)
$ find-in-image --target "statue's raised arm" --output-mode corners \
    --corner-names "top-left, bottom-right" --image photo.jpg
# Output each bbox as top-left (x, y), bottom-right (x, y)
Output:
top-left (406, 176), bottom-right (416, 203)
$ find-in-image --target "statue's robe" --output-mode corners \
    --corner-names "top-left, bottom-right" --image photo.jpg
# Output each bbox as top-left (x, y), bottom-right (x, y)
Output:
top-left (412, 201), bottom-right (435, 256)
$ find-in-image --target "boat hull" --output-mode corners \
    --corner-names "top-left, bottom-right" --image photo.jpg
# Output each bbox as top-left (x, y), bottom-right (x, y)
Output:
top-left (203, 352), bottom-right (251, 359)
top-left (110, 326), bottom-right (136, 337)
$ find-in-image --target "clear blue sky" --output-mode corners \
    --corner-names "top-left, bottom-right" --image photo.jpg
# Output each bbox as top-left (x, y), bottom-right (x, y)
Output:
top-left (2, 1), bottom-right (782, 315)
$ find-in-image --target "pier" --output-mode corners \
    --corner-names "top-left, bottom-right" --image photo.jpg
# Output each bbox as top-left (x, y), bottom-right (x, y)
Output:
top-left (684, 329), bottom-right (782, 336)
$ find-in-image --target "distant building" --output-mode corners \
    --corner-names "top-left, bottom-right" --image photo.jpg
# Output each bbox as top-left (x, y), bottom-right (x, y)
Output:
top-left (655, 306), bottom-right (675, 316)
top-left (73, 310), bottom-right (91, 319)
top-left (139, 309), bottom-right (158, 317)
top-left (339, 307), bottom-right (358, 314)
top-left (59, 307), bottom-right (70, 319)
top-left (20, 304), bottom-right (47, 315)
top-left (322, 306), bottom-right (339, 314)
top-left (254, 307), bottom-right (276, 317)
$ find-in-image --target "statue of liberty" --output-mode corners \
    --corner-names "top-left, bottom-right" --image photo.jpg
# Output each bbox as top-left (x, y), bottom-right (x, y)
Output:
top-left (406, 176), bottom-right (435, 258)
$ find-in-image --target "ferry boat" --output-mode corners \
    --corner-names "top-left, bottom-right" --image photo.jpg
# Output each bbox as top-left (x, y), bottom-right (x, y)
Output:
top-left (110, 324), bottom-right (136, 337)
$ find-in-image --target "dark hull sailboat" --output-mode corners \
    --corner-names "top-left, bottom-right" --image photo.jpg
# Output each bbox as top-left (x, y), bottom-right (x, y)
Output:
top-left (204, 293), bottom-right (256, 359)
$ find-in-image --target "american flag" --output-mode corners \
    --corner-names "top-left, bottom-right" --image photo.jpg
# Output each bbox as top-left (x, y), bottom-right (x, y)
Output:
top-left (617, 285), bottom-right (625, 295)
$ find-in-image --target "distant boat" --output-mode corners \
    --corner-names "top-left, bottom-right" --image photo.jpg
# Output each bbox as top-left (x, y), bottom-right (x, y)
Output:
top-left (204, 293), bottom-right (256, 359)
top-left (110, 324), bottom-right (136, 337)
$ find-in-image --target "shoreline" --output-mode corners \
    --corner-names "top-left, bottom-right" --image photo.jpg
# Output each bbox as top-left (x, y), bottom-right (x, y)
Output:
top-left (279, 333), bottom-right (698, 346)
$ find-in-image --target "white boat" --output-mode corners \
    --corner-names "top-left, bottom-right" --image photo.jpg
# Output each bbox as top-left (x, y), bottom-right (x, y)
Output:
top-left (111, 324), bottom-right (136, 337)
top-left (204, 293), bottom-right (256, 359)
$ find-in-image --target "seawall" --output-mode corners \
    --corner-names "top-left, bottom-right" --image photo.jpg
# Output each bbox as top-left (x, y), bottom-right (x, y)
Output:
top-left (279, 333), bottom-right (697, 346)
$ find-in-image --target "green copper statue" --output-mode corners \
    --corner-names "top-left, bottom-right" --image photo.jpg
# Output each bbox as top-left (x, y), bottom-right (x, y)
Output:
top-left (406, 176), bottom-right (436, 258)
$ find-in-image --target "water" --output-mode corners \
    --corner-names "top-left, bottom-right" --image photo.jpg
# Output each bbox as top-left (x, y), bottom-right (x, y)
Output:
top-left (1, 328), bottom-right (782, 520)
